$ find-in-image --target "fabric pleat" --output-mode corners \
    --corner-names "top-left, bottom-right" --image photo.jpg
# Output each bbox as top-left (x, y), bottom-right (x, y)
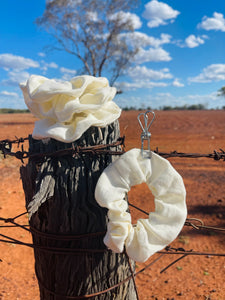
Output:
top-left (20, 75), bottom-right (121, 142)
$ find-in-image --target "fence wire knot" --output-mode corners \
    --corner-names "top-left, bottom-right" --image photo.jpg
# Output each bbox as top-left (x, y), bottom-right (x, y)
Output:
top-left (185, 218), bottom-right (204, 230)
top-left (213, 149), bottom-right (225, 161)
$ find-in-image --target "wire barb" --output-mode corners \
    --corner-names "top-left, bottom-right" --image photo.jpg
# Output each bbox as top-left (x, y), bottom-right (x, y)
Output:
top-left (1, 136), bottom-right (225, 162)
top-left (154, 148), bottom-right (225, 161)
top-left (0, 136), bottom-right (125, 162)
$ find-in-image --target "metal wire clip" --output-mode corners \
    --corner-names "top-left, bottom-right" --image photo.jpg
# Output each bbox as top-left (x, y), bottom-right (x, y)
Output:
top-left (138, 110), bottom-right (155, 158)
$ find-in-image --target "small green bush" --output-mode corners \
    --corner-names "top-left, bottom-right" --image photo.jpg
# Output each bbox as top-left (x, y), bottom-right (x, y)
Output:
top-left (0, 108), bottom-right (29, 114)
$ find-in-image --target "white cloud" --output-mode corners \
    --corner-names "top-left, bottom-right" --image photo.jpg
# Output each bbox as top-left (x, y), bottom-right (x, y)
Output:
top-left (0, 89), bottom-right (24, 109)
top-left (38, 52), bottom-right (46, 57)
top-left (0, 91), bottom-right (18, 97)
top-left (116, 65), bottom-right (174, 92)
top-left (189, 64), bottom-right (225, 83)
top-left (114, 95), bottom-right (142, 108)
top-left (127, 65), bottom-right (173, 81)
top-left (0, 96), bottom-right (25, 109)
top-left (0, 53), bottom-right (39, 70)
top-left (172, 78), bottom-right (184, 87)
top-left (142, 0), bottom-right (180, 28)
top-left (109, 11), bottom-right (142, 29)
top-left (115, 80), bottom-right (168, 91)
top-left (60, 67), bottom-right (77, 80)
top-left (116, 91), bottom-right (221, 109)
top-left (120, 32), bottom-right (172, 48)
top-left (184, 34), bottom-right (208, 48)
top-left (1, 70), bottom-right (30, 86)
top-left (41, 61), bottom-right (58, 73)
top-left (153, 92), bottom-right (213, 108)
top-left (198, 12), bottom-right (225, 32)
top-left (60, 67), bottom-right (77, 74)
top-left (134, 47), bottom-right (172, 64)
top-left (46, 62), bottom-right (58, 69)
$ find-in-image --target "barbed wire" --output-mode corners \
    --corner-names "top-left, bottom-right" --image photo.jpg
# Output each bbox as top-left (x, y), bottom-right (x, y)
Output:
top-left (0, 136), bottom-right (125, 163)
top-left (1, 136), bottom-right (225, 163)
top-left (1, 210), bottom-right (225, 250)
top-left (1, 135), bottom-right (225, 298)
top-left (1, 205), bottom-right (225, 298)
top-left (153, 147), bottom-right (225, 161)
top-left (128, 203), bottom-right (225, 233)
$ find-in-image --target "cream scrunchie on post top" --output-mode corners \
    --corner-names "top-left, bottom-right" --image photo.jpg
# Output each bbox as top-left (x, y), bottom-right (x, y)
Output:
top-left (95, 148), bottom-right (187, 263)
top-left (20, 75), bottom-right (121, 143)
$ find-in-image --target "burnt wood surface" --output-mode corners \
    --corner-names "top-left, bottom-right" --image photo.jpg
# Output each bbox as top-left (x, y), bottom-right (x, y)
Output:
top-left (20, 121), bottom-right (137, 300)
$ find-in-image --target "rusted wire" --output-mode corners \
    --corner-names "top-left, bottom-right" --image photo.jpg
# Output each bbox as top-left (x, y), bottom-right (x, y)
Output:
top-left (0, 212), bottom-right (30, 230)
top-left (159, 247), bottom-right (225, 257)
top-left (128, 201), bottom-right (225, 273)
top-left (160, 254), bottom-right (188, 273)
top-left (35, 253), bottom-right (166, 299)
top-left (0, 237), bottom-right (109, 254)
top-left (29, 226), bottom-right (106, 240)
top-left (129, 203), bottom-right (225, 234)
top-left (36, 258), bottom-right (141, 299)
top-left (1, 136), bottom-right (225, 162)
top-left (0, 214), bottom-right (108, 254)
top-left (185, 218), bottom-right (225, 232)
top-left (0, 136), bottom-right (125, 163)
top-left (154, 147), bottom-right (225, 161)
top-left (158, 245), bottom-right (225, 274)
top-left (1, 212), bottom-right (225, 249)
top-left (1, 135), bottom-right (225, 298)
top-left (125, 251), bottom-right (139, 300)
top-left (1, 211), bottom-right (225, 298)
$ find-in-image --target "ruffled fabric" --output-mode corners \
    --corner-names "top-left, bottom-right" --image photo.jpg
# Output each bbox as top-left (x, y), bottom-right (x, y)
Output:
top-left (20, 75), bottom-right (121, 142)
top-left (95, 149), bottom-right (187, 262)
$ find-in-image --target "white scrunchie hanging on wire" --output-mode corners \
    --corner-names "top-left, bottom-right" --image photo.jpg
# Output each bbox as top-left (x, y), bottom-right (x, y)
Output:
top-left (95, 148), bottom-right (187, 263)
top-left (20, 75), bottom-right (121, 143)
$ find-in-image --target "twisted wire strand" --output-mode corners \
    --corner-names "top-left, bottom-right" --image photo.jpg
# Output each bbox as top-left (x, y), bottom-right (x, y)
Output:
top-left (1, 136), bottom-right (225, 298)
top-left (0, 136), bottom-right (125, 163)
top-left (1, 209), bottom-right (225, 298)
top-left (1, 212), bottom-right (225, 251)
top-left (1, 136), bottom-right (225, 162)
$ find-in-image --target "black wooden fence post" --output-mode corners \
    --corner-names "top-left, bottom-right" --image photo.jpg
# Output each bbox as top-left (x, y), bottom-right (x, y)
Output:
top-left (20, 120), bottom-right (137, 299)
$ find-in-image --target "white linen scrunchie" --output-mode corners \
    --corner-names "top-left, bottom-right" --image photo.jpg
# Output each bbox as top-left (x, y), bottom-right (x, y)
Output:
top-left (95, 148), bottom-right (187, 262)
top-left (20, 75), bottom-right (121, 143)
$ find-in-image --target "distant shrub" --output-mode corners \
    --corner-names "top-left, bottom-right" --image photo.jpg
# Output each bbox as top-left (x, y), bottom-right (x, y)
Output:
top-left (122, 106), bottom-right (152, 111)
top-left (0, 108), bottom-right (29, 114)
top-left (162, 106), bottom-right (173, 111)
top-left (122, 106), bottom-right (138, 111)
top-left (162, 104), bottom-right (207, 111)
top-left (187, 104), bottom-right (206, 110)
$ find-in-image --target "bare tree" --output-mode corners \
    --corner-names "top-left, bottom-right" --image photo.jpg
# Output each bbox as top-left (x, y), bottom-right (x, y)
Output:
top-left (36, 0), bottom-right (140, 85)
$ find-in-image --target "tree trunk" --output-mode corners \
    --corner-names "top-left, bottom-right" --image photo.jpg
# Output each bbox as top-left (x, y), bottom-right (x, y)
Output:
top-left (20, 121), bottom-right (137, 300)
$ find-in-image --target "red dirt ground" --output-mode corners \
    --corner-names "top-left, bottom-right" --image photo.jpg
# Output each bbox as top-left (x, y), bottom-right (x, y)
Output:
top-left (0, 110), bottom-right (225, 300)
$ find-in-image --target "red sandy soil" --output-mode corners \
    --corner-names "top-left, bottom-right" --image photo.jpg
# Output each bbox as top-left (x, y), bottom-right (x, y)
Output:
top-left (0, 110), bottom-right (225, 300)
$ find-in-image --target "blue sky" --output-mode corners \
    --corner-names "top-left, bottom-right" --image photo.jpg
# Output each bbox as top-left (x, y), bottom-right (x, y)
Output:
top-left (0, 0), bottom-right (225, 109)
